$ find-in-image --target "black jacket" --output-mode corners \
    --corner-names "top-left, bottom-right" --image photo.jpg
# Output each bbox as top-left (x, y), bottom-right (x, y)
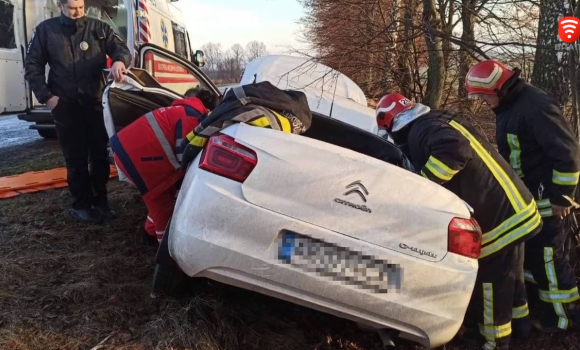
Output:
top-left (406, 111), bottom-right (542, 260)
top-left (24, 14), bottom-right (132, 105)
top-left (493, 78), bottom-right (580, 215)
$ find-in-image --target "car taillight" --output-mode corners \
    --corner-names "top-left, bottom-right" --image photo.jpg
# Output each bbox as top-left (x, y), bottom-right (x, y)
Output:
top-left (448, 217), bottom-right (482, 259)
top-left (198, 134), bottom-right (258, 182)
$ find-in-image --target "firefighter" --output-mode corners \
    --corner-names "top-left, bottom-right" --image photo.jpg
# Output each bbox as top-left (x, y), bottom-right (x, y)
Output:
top-left (375, 93), bottom-right (543, 350)
top-left (24, 0), bottom-right (132, 224)
top-left (465, 59), bottom-right (580, 332)
top-left (110, 88), bottom-right (219, 246)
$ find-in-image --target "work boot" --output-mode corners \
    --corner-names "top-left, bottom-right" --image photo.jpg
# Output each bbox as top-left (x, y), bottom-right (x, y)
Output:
top-left (94, 204), bottom-right (118, 219)
top-left (455, 326), bottom-right (482, 348)
top-left (137, 230), bottom-right (159, 248)
top-left (70, 208), bottom-right (104, 224)
top-left (531, 319), bottom-right (567, 333)
top-left (511, 318), bottom-right (531, 339)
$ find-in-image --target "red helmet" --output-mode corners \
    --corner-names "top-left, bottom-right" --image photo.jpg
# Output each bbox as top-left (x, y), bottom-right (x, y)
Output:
top-left (375, 93), bottom-right (414, 131)
top-left (465, 60), bottom-right (514, 97)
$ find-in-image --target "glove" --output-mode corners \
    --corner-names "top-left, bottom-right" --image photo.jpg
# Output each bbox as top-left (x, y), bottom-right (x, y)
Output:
top-left (180, 138), bottom-right (200, 172)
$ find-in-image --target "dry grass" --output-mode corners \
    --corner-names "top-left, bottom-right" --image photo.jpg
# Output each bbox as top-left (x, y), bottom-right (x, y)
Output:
top-left (1, 141), bottom-right (580, 350)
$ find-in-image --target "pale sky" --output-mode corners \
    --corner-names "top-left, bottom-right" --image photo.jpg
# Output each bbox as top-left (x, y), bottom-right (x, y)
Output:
top-left (174, 0), bottom-right (308, 54)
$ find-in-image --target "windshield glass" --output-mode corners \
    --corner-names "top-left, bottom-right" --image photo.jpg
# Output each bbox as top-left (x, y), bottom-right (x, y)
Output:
top-left (85, 0), bottom-right (128, 42)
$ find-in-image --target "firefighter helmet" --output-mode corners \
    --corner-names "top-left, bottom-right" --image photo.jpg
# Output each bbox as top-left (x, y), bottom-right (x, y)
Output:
top-left (465, 60), bottom-right (515, 97)
top-left (375, 93), bottom-right (431, 132)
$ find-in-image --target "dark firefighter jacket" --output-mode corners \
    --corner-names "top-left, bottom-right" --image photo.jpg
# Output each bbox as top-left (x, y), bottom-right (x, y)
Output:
top-left (493, 78), bottom-right (580, 217)
top-left (24, 14), bottom-right (132, 105)
top-left (406, 111), bottom-right (542, 260)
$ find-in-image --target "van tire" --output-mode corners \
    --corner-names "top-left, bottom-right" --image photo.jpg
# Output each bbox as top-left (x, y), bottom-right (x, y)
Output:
top-left (152, 263), bottom-right (188, 296)
top-left (37, 128), bottom-right (57, 139)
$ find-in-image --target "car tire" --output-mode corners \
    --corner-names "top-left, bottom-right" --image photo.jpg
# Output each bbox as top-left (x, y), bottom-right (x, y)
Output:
top-left (37, 128), bottom-right (57, 139)
top-left (152, 263), bottom-right (188, 296)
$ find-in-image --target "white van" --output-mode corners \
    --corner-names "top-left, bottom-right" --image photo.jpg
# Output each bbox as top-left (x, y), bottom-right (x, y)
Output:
top-left (0, 0), bottom-right (205, 138)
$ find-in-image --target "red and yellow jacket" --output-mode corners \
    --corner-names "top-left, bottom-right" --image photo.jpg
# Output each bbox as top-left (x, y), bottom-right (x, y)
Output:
top-left (110, 97), bottom-right (207, 200)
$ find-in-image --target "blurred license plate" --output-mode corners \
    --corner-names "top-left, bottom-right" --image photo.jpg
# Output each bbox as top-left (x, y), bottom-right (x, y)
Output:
top-left (277, 231), bottom-right (402, 294)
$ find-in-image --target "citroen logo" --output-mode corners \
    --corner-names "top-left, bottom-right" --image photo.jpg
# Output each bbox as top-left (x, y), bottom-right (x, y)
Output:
top-left (343, 180), bottom-right (369, 202)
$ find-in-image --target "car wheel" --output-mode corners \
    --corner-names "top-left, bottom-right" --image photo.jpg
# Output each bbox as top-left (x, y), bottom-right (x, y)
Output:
top-left (152, 263), bottom-right (188, 296)
top-left (37, 128), bottom-right (57, 139)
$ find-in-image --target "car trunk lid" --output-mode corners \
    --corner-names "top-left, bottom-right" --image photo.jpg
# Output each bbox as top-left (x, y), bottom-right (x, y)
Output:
top-left (233, 124), bottom-right (471, 262)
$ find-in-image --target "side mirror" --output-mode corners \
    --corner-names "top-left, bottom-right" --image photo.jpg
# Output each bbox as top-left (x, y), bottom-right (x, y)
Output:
top-left (192, 50), bottom-right (205, 67)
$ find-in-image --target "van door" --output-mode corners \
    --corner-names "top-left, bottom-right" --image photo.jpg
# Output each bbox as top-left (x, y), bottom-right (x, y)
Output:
top-left (0, 0), bottom-right (28, 114)
top-left (137, 43), bottom-right (220, 97)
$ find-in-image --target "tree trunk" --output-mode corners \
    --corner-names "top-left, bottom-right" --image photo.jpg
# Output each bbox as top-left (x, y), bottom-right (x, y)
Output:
top-left (379, 0), bottom-right (398, 95)
top-left (531, 0), bottom-right (569, 107)
top-left (422, 0), bottom-right (446, 108)
top-left (396, 0), bottom-right (416, 97)
top-left (458, 0), bottom-right (476, 99)
top-left (438, 0), bottom-right (455, 69)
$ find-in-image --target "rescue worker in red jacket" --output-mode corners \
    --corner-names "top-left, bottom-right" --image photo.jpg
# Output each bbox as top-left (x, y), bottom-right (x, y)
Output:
top-left (375, 93), bottom-right (542, 350)
top-left (465, 60), bottom-right (580, 332)
top-left (110, 88), bottom-right (219, 245)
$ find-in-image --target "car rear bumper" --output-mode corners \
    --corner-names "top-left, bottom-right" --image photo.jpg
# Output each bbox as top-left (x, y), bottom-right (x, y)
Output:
top-left (169, 169), bottom-right (478, 348)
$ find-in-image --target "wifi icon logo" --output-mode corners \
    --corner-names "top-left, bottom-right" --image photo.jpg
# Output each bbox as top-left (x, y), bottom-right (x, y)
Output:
top-left (559, 17), bottom-right (580, 44)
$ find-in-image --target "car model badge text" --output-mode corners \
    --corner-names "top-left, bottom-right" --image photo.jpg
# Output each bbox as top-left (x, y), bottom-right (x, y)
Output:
top-left (399, 243), bottom-right (437, 259)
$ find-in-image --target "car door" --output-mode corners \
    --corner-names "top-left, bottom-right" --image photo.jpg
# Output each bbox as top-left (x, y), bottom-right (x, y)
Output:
top-left (136, 43), bottom-right (220, 97)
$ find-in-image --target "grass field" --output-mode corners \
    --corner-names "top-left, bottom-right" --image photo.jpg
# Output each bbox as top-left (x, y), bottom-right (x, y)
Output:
top-left (1, 139), bottom-right (579, 350)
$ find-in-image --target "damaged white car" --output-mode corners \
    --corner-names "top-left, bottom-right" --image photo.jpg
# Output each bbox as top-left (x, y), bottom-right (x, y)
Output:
top-left (103, 44), bottom-right (482, 349)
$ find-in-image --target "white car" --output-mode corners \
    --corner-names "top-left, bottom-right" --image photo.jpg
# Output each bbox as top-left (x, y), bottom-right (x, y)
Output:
top-left (103, 44), bottom-right (482, 349)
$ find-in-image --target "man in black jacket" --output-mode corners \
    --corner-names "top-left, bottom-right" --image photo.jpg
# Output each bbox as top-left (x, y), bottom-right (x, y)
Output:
top-left (375, 92), bottom-right (542, 350)
top-left (24, 0), bottom-right (132, 224)
top-left (466, 59), bottom-right (580, 333)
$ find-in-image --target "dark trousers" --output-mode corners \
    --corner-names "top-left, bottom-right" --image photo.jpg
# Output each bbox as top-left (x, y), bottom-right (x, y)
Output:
top-left (466, 242), bottom-right (528, 350)
top-left (523, 216), bottom-right (579, 329)
top-left (52, 99), bottom-right (110, 210)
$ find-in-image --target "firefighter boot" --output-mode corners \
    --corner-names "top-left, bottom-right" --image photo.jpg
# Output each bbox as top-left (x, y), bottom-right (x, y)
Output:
top-left (456, 327), bottom-right (510, 350)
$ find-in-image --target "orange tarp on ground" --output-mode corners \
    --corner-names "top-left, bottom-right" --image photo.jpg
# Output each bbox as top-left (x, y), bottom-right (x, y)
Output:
top-left (0, 166), bottom-right (118, 199)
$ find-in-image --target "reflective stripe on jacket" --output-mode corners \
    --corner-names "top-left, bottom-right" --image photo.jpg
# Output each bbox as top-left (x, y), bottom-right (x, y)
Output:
top-left (407, 112), bottom-right (542, 260)
top-left (494, 80), bottom-right (580, 215)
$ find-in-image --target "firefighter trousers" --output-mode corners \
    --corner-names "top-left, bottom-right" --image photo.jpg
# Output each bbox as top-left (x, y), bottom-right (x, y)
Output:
top-left (143, 186), bottom-right (178, 243)
top-left (523, 216), bottom-right (580, 330)
top-left (52, 100), bottom-right (110, 210)
top-left (468, 242), bottom-right (528, 350)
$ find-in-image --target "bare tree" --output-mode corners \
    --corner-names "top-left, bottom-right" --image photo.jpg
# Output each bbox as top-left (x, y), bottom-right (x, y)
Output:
top-left (201, 42), bottom-right (223, 76)
top-left (198, 41), bottom-right (265, 83)
top-left (230, 44), bottom-right (246, 75)
top-left (246, 41), bottom-right (268, 61)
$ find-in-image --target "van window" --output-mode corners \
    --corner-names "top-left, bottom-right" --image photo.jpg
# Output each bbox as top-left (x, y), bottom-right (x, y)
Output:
top-left (0, 0), bottom-right (16, 49)
top-left (143, 49), bottom-right (209, 96)
top-left (171, 22), bottom-right (187, 59)
top-left (85, 0), bottom-right (129, 43)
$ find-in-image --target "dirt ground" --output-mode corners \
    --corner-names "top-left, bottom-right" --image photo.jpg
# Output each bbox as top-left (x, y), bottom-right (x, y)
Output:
top-left (1, 140), bottom-right (580, 350)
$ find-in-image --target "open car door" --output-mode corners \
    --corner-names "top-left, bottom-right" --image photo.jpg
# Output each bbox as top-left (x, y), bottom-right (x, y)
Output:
top-left (103, 43), bottom-right (220, 137)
